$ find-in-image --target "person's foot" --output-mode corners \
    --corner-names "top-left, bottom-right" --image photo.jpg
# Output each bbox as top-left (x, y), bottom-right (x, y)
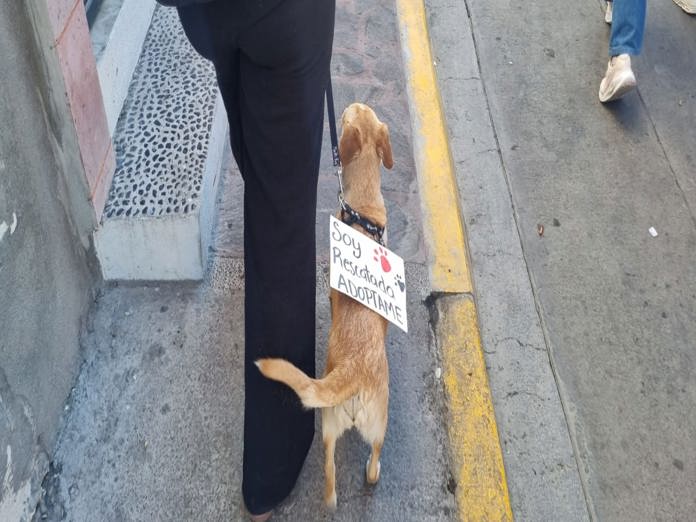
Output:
top-left (605, 1), bottom-right (613, 23)
top-left (249, 511), bottom-right (272, 522)
top-left (598, 54), bottom-right (636, 103)
top-left (672, 0), bottom-right (696, 13)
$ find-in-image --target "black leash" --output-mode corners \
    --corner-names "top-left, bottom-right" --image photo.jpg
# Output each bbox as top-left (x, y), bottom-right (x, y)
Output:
top-left (326, 80), bottom-right (385, 246)
top-left (326, 80), bottom-right (341, 168)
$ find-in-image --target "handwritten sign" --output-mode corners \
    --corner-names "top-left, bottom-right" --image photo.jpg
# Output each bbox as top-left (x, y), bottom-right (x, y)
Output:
top-left (329, 216), bottom-right (408, 332)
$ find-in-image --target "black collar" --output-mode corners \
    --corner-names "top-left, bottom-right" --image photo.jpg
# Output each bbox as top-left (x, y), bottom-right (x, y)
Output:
top-left (339, 194), bottom-right (385, 246)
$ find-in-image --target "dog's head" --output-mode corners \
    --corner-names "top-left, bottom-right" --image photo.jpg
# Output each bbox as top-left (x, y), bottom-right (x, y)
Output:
top-left (339, 103), bottom-right (394, 170)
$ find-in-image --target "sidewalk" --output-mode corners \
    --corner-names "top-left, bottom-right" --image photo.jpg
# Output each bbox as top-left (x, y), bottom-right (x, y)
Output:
top-left (36, 2), bottom-right (461, 521)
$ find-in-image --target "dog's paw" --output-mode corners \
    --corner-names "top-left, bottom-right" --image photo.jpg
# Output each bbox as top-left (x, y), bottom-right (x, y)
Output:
top-left (365, 456), bottom-right (381, 485)
top-left (324, 490), bottom-right (337, 511)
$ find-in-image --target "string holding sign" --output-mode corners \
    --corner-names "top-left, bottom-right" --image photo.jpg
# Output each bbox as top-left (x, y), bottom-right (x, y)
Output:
top-left (329, 216), bottom-right (408, 332)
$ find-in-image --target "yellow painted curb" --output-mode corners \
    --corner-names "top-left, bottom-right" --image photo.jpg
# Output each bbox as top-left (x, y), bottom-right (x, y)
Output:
top-left (395, 1), bottom-right (513, 520)
top-left (437, 296), bottom-right (513, 521)
top-left (395, 0), bottom-right (472, 295)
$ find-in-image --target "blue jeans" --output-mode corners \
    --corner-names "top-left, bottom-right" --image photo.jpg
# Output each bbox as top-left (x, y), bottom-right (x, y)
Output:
top-left (609, 0), bottom-right (647, 56)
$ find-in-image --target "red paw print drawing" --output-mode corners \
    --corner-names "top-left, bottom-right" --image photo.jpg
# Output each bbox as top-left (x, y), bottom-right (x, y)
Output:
top-left (374, 246), bottom-right (392, 273)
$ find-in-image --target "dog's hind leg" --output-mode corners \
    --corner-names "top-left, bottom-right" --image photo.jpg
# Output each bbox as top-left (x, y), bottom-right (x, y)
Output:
top-left (322, 408), bottom-right (341, 509)
top-left (361, 395), bottom-right (388, 485)
top-left (366, 439), bottom-right (383, 484)
top-left (323, 434), bottom-right (337, 509)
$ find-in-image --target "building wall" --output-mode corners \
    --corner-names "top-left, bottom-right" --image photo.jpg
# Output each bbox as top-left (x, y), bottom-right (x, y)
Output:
top-left (45, 0), bottom-right (116, 219)
top-left (0, 1), bottom-right (102, 519)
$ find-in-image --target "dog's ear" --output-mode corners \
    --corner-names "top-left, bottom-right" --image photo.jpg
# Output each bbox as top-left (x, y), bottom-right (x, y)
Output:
top-left (339, 123), bottom-right (361, 165)
top-left (377, 123), bottom-right (394, 169)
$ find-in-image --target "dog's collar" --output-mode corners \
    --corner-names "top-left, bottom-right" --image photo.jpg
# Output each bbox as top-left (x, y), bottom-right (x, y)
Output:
top-left (338, 193), bottom-right (385, 246)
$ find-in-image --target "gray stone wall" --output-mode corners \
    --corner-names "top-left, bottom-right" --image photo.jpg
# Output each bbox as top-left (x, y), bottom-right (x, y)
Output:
top-left (0, 2), bottom-right (100, 520)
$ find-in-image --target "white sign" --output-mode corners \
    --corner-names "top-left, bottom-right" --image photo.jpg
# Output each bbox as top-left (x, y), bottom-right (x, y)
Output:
top-left (329, 216), bottom-right (408, 332)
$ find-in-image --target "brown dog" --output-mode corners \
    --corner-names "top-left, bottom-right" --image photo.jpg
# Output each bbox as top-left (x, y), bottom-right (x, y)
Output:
top-left (256, 102), bottom-right (394, 509)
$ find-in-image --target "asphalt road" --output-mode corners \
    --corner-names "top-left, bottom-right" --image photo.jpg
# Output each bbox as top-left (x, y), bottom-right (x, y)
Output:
top-left (428, 0), bottom-right (696, 519)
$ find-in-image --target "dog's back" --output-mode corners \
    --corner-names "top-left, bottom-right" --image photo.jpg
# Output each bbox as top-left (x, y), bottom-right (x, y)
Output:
top-left (256, 289), bottom-right (388, 409)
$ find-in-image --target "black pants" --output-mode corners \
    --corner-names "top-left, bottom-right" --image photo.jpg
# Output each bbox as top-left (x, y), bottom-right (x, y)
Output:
top-left (178, 0), bottom-right (335, 514)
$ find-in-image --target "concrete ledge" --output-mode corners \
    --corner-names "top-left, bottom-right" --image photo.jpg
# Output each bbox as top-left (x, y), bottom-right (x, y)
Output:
top-left (92, 0), bottom-right (156, 136)
top-left (96, 212), bottom-right (201, 280)
top-left (94, 6), bottom-right (227, 281)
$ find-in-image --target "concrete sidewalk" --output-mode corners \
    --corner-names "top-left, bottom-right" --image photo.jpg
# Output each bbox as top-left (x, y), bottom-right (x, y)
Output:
top-left (35, 2), bottom-right (464, 521)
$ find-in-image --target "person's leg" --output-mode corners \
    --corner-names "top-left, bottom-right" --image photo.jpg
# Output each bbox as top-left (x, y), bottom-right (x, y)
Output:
top-left (599, 0), bottom-right (646, 101)
top-left (609, 0), bottom-right (647, 57)
top-left (235, 0), bottom-right (336, 515)
top-left (178, 0), bottom-right (335, 513)
top-left (212, 51), bottom-right (246, 173)
top-left (177, 3), bottom-right (248, 171)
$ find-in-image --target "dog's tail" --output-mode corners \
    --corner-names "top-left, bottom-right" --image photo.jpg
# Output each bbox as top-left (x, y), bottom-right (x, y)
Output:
top-left (255, 358), bottom-right (357, 409)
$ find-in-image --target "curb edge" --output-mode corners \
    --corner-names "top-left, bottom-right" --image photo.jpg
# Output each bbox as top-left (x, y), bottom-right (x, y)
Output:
top-left (394, 2), bottom-right (513, 520)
